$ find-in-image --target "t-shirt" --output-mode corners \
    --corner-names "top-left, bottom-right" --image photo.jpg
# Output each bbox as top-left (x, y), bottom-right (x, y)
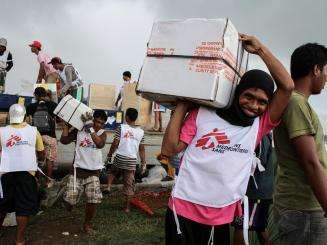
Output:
top-left (168, 107), bottom-right (278, 225)
top-left (0, 123), bottom-right (44, 176)
top-left (26, 100), bottom-right (58, 138)
top-left (37, 51), bottom-right (56, 76)
top-left (113, 125), bottom-right (145, 171)
top-left (274, 92), bottom-right (327, 211)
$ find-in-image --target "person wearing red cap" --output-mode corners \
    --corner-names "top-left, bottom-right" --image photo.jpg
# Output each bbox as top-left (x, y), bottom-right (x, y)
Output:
top-left (29, 41), bottom-right (59, 85)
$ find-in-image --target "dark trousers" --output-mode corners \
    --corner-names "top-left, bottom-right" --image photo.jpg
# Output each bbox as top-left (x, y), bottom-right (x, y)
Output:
top-left (165, 208), bottom-right (230, 245)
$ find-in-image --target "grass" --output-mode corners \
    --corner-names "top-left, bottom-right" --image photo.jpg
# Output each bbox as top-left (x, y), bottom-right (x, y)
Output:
top-left (1, 191), bottom-right (168, 245)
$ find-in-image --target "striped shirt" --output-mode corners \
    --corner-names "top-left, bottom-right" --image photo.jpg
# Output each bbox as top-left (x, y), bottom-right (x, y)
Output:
top-left (113, 125), bottom-right (144, 170)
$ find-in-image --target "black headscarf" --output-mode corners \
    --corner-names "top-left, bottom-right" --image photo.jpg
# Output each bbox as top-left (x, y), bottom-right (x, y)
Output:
top-left (216, 69), bottom-right (275, 127)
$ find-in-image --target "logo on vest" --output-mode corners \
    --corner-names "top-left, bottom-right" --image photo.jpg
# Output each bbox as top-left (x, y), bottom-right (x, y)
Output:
top-left (123, 131), bottom-right (135, 139)
top-left (196, 128), bottom-right (249, 154)
top-left (6, 134), bottom-right (28, 147)
top-left (79, 137), bottom-right (94, 148)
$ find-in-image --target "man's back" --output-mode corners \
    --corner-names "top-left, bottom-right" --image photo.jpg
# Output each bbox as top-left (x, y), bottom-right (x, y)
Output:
top-left (27, 100), bottom-right (57, 138)
top-left (274, 91), bottom-right (327, 211)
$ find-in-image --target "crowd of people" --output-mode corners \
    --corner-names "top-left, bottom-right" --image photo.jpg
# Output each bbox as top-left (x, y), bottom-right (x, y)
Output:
top-left (0, 33), bottom-right (325, 245)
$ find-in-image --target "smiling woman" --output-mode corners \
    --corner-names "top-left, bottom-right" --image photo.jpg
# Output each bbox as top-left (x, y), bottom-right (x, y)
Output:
top-left (217, 69), bottom-right (275, 127)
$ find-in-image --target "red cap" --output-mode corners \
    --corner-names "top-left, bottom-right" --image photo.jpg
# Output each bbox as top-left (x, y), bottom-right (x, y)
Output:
top-left (28, 40), bottom-right (42, 49)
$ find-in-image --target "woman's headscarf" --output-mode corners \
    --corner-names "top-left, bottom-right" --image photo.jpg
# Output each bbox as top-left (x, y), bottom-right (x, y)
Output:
top-left (216, 69), bottom-right (275, 127)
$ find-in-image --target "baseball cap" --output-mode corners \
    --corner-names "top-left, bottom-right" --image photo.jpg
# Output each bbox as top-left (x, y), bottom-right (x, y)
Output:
top-left (0, 38), bottom-right (7, 47)
top-left (28, 40), bottom-right (42, 49)
top-left (48, 57), bottom-right (62, 65)
top-left (9, 104), bottom-right (26, 124)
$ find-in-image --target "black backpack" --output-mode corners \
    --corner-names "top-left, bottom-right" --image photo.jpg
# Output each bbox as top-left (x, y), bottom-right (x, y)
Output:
top-left (32, 102), bottom-right (55, 134)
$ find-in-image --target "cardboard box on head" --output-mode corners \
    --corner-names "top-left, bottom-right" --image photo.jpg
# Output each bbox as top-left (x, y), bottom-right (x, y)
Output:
top-left (122, 83), bottom-right (152, 127)
top-left (137, 18), bottom-right (249, 109)
top-left (54, 95), bottom-right (93, 131)
top-left (88, 83), bottom-right (116, 110)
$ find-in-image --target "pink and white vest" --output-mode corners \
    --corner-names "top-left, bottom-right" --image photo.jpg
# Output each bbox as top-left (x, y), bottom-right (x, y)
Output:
top-left (172, 106), bottom-right (259, 208)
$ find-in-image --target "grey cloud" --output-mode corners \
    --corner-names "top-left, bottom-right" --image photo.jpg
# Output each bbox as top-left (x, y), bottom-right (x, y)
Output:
top-left (0, 0), bottom-right (326, 128)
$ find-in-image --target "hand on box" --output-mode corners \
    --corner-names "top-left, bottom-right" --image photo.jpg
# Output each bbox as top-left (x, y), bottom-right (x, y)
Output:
top-left (239, 33), bottom-right (263, 55)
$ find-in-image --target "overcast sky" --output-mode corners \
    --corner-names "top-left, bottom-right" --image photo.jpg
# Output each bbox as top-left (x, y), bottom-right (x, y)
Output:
top-left (1, 0), bottom-right (326, 130)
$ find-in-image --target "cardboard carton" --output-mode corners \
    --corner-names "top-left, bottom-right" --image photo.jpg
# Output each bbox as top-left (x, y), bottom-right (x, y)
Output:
top-left (137, 18), bottom-right (248, 109)
top-left (0, 112), bottom-right (8, 126)
top-left (54, 95), bottom-right (93, 130)
top-left (122, 83), bottom-right (152, 126)
top-left (88, 84), bottom-right (116, 110)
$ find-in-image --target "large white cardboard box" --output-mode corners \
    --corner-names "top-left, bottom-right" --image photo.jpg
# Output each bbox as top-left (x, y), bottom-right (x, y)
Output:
top-left (54, 95), bottom-right (93, 130)
top-left (137, 18), bottom-right (248, 108)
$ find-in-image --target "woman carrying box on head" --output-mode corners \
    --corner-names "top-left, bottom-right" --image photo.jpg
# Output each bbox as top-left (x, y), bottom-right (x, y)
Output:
top-left (161, 34), bottom-right (294, 245)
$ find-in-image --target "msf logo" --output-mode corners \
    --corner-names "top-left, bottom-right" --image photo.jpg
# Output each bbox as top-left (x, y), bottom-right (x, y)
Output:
top-left (123, 131), bottom-right (135, 139)
top-left (80, 138), bottom-right (93, 148)
top-left (196, 128), bottom-right (230, 150)
top-left (6, 135), bottom-right (22, 147)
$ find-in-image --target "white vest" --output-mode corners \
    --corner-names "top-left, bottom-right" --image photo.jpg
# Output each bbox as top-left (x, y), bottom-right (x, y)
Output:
top-left (74, 129), bottom-right (104, 170)
top-left (172, 107), bottom-right (259, 208)
top-left (59, 64), bottom-right (83, 87)
top-left (0, 51), bottom-right (9, 70)
top-left (0, 125), bottom-right (38, 172)
top-left (116, 124), bottom-right (144, 159)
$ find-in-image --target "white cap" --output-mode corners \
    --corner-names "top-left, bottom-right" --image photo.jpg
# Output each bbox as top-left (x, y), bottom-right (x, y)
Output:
top-left (0, 38), bottom-right (7, 47)
top-left (9, 104), bottom-right (26, 124)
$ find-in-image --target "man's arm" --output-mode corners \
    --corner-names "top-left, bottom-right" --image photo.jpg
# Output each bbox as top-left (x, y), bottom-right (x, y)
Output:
top-left (161, 102), bottom-right (190, 157)
top-left (107, 138), bottom-right (119, 159)
top-left (37, 150), bottom-right (45, 162)
top-left (35, 131), bottom-right (45, 161)
top-left (60, 124), bottom-right (77, 145)
top-left (293, 135), bottom-right (327, 214)
top-left (239, 34), bottom-right (294, 123)
top-left (6, 52), bottom-right (13, 72)
top-left (139, 143), bottom-right (146, 173)
top-left (37, 63), bottom-right (46, 83)
top-left (90, 131), bottom-right (107, 149)
top-left (115, 92), bottom-right (122, 107)
top-left (139, 143), bottom-right (146, 164)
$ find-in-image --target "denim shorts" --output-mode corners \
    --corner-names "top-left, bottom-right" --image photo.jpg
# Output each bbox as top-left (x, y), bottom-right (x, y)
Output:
top-left (274, 208), bottom-right (327, 245)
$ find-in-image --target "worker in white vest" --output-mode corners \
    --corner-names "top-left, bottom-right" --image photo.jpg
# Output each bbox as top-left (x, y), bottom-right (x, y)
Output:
top-left (105, 108), bottom-right (146, 213)
top-left (60, 110), bottom-right (107, 234)
top-left (49, 57), bottom-right (83, 100)
top-left (0, 38), bottom-right (13, 93)
top-left (0, 104), bottom-right (45, 245)
top-left (160, 34), bottom-right (295, 245)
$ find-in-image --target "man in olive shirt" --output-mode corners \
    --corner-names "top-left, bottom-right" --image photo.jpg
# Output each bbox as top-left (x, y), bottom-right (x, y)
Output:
top-left (274, 43), bottom-right (327, 244)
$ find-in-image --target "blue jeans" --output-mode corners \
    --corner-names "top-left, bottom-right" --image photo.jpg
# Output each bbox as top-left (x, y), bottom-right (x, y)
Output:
top-left (274, 208), bottom-right (327, 245)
